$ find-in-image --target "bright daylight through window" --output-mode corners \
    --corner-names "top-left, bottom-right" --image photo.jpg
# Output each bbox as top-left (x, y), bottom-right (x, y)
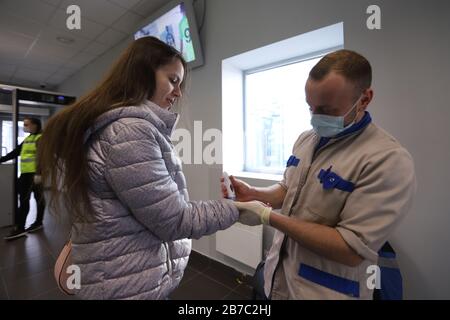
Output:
top-left (244, 57), bottom-right (321, 174)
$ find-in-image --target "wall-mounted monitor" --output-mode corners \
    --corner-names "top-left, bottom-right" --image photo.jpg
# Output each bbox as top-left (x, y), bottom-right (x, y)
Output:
top-left (134, 0), bottom-right (204, 69)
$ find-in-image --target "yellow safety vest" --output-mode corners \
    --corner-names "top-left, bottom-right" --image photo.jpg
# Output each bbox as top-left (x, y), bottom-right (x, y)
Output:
top-left (20, 133), bottom-right (41, 173)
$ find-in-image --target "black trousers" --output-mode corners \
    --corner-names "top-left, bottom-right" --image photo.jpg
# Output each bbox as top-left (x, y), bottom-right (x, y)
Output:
top-left (16, 173), bottom-right (45, 230)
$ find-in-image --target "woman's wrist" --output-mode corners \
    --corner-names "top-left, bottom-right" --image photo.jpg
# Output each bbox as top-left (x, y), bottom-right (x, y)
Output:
top-left (250, 186), bottom-right (262, 201)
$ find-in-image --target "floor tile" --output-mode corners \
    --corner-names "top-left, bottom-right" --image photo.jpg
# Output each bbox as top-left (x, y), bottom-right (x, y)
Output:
top-left (0, 237), bottom-right (51, 269)
top-left (222, 290), bottom-right (251, 300)
top-left (233, 282), bottom-right (254, 299)
top-left (187, 251), bottom-right (211, 273)
top-left (6, 268), bottom-right (57, 300)
top-left (202, 259), bottom-right (242, 290)
top-left (2, 253), bottom-right (55, 284)
top-left (170, 273), bottom-right (232, 300)
top-left (0, 272), bottom-right (9, 300)
top-left (178, 267), bottom-right (199, 287)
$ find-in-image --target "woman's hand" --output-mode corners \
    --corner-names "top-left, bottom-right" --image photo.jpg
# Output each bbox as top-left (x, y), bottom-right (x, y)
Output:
top-left (33, 174), bottom-right (42, 185)
top-left (234, 200), bottom-right (272, 226)
top-left (221, 175), bottom-right (255, 202)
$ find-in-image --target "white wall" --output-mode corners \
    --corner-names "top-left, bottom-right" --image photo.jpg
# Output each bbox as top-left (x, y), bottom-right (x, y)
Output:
top-left (59, 0), bottom-right (450, 299)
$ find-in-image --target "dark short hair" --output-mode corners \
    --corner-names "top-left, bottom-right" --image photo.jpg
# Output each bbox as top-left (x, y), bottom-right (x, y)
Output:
top-left (309, 49), bottom-right (372, 93)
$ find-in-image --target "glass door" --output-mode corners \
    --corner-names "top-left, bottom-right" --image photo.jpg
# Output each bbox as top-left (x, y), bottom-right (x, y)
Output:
top-left (0, 88), bottom-right (17, 227)
top-left (1, 120), bottom-right (24, 158)
top-left (0, 86), bottom-right (75, 227)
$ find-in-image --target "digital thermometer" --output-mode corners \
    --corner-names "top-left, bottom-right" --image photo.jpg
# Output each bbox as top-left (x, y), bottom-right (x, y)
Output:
top-left (223, 172), bottom-right (236, 200)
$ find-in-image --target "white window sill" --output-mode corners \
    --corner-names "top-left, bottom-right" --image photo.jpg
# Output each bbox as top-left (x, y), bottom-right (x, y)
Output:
top-left (233, 171), bottom-right (283, 182)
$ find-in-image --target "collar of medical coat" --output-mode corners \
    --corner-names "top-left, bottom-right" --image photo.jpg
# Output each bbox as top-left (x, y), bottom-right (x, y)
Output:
top-left (334, 111), bottom-right (372, 138)
top-left (315, 111), bottom-right (372, 151)
top-left (83, 100), bottom-right (179, 144)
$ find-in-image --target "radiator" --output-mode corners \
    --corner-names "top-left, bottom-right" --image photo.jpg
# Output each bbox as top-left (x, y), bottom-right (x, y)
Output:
top-left (216, 222), bottom-right (263, 269)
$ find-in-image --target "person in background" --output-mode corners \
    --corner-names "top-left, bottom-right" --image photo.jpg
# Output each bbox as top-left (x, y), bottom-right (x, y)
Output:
top-left (38, 37), bottom-right (239, 300)
top-left (225, 50), bottom-right (417, 300)
top-left (1, 117), bottom-right (46, 240)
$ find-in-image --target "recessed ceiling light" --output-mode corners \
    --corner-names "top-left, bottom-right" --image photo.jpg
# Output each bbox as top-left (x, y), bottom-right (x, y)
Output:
top-left (56, 36), bottom-right (75, 44)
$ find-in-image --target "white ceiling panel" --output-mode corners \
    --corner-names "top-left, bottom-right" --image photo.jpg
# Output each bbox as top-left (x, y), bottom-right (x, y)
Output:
top-left (0, 30), bottom-right (35, 57)
top-left (59, 0), bottom-right (127, 26)
top-left (38, 26), bottom-right (91, 53)
top-left (0, 64), bottom-right (16, 74)
top-left (82, 41), bottom-right (110, 56)
top-left (130, 0), bottom-right (170, 18)
top-left (108, 0), bottom-right (142, 10)
top-left (96, 28), bottom-right (128, 47)
top-left (46, 74), bottom-right (67, 86)
top-left (48, 9), bottom-right (108, 41)
top-left (0, 10), bottom-right (44, 39)
top-left (29, 41), bottom-right (76, 62)
top-left (20, 60), bottom-right (61, 75)
top-left (112, 10), bottom-right (143, 34)
top-left (51, 67), bottom-right (78, 79)
top-left (0, 64), bottom-right (16, 80)
top-left (63, 51), bottom-right (98, 69)
top-left (0, 0), bottom-right (171, 89)
top-left (40, 0), bottom-right (63, 7)
top-left (0, 51), bottom-right (25, 66)
top-left (22, 50), bottom-right (67, 68)
top-left (0, 0), bottom-right (57, 25)
top-left (7, 78), bottom-right (47, 89)
top-left (13, 67), bottom-right (52, 83)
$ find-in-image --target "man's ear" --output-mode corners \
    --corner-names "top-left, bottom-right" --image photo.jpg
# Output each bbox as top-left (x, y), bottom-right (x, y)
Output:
top-left (360, 88), bottom-right (374, 109)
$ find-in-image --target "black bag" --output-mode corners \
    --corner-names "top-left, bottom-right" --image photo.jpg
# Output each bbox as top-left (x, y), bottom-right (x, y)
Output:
top-left (251, 260), bottom-right (268, 300)
top-left (373, 242), bottom-right (403, 300)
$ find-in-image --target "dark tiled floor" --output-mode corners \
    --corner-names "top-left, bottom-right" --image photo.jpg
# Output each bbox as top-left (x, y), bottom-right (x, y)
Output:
top-left (0, 204), bottom-right (255, 300)
top-left (0, 203), bottom-right (72, 300)
top-left (170, 251), bottom-right (254, 300)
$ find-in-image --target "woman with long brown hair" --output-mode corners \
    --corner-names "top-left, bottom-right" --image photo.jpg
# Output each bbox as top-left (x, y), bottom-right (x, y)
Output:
top-left (38, 37), bottom-right (239, 300)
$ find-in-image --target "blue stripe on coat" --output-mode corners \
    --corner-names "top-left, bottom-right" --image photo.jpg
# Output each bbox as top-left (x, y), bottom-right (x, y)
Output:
top-left (298, 264), bottom-right (360, 297)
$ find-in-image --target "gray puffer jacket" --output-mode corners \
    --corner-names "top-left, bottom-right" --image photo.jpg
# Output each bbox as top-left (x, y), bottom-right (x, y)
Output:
top-left (71, 100), bottom-right (238, 300)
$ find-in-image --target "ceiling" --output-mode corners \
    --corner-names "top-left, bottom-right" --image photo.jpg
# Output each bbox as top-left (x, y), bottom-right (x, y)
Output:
top-left (0, 0), bottom-right (170, 90)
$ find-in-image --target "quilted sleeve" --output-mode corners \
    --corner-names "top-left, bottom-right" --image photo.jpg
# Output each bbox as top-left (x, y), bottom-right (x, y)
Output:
top-left (104, 120), bottom-right (239, 241)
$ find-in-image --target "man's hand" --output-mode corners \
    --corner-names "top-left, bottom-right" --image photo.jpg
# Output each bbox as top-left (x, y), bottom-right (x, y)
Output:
top-left (234, 201), bottom-right (272, 226)
top-left (33, 174), bottom-right (42, 185)
top-left (221, 175), bottom-right (255, 202)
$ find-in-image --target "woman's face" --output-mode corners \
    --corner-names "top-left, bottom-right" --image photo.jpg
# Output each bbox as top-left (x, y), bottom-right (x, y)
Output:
top-left (151, 59), bottom-right (184, 109)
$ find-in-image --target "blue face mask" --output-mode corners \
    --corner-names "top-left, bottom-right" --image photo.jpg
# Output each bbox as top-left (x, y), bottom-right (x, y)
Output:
top-left (310, 96), bottom-right (361, 138)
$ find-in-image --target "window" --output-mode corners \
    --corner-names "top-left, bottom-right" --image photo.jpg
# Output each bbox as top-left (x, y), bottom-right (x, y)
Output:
top-left (244, 57), bottom-right (321, 174)
top-left (1, 120), bottom-right (24, 159)
top-left (222, 22), bottom-right (344, 180)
